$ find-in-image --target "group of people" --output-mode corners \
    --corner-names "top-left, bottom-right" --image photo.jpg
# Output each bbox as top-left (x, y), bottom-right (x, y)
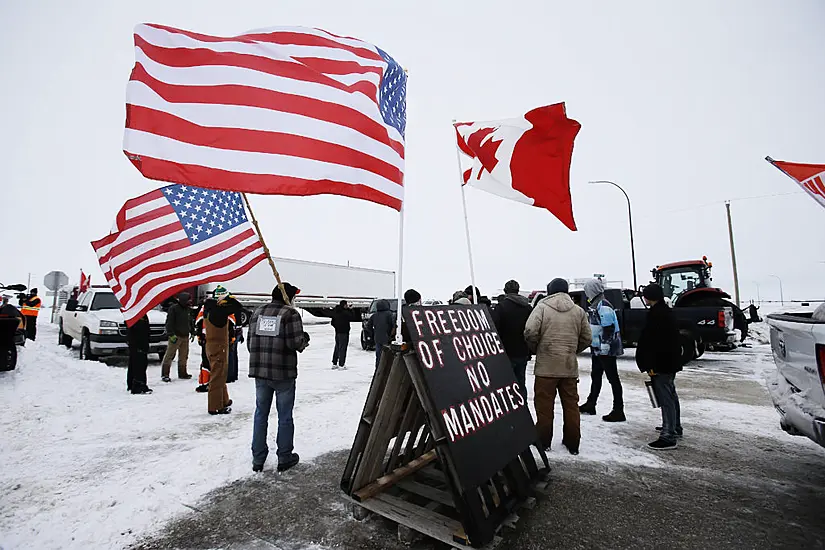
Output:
top-left (125, 287), bottom-right (244, 411)
top-left (494, 277), bottom-right (683, 453)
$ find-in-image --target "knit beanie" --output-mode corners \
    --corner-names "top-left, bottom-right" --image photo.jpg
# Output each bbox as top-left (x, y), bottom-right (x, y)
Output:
top-left (643, 284), bottom-right (665, 302)
top-left (547, 278), bottom-right (569, 296)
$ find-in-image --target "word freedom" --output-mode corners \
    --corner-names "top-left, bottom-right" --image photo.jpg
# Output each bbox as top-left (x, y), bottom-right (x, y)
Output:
top-left (409, 307), bottom-right (527, 443)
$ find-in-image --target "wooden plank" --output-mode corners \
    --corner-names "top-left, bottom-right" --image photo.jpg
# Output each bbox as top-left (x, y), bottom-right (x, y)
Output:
top-left (347, 493), bottom-right (463, 548)
top-left (363, 357), bottom-right (414, 483)
top-left (397, 479), bottom-right (455, 508)
top-left (385, 391), bottom-right (420, 472)
top-left (340, 349), bottom-right (395, 493)
top-left (415, 465), bottom-right (447, 485)
top-left (354, 450), bottom-right (437, 502)
top-left (352, 354), bottom-right (412, 491)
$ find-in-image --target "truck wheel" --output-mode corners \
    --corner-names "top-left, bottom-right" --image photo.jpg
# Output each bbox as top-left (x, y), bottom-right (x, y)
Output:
top-left (79, 331), bottom-right (97, 361)
top-left (679, 330), bottom-right (696, 365)
top-left (58, 324), bottom-right (72, 348)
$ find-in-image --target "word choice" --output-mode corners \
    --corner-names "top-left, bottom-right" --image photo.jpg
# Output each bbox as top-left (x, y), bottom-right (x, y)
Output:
top-left (416, 331), bottom-right (504, 369)
top-left (441, 382), bottom-right (526, 443)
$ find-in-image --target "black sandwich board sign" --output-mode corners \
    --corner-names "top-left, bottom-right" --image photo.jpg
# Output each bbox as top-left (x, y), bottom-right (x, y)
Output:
top-left (403, 304), bottom-right (538, 489)
top-left (341, 304), bottom-right (548, 548)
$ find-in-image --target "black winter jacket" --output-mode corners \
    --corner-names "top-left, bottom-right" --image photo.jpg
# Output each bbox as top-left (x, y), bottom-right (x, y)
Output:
top-left (492, 293), bottom-right (532, 359)
top-left (127, 316), bottom-right (151, 354)
top-left (330, 305), bottom-right (354, 334)
top-left (165, 302), bottom-right (192, 337)
top-left (635, 301), bottom-right (682, 374)
top-left (368, 300), bottom-right (395, 346)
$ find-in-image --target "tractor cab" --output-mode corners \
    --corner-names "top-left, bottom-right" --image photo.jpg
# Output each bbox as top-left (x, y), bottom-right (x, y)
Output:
top-left (651, 257), bottom-right (718, 305)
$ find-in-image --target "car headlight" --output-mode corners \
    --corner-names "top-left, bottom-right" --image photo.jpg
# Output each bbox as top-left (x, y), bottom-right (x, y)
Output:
top-left (100, 321), bottom-right (118, 328)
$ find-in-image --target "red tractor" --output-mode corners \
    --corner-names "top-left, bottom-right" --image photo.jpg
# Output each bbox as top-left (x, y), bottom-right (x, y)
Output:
top-left (651, 257), bottom-right (747, 343)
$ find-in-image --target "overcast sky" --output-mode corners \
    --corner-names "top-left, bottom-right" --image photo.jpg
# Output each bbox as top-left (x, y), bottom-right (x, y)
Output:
top-left (1, 0), bottom-right (823, 303)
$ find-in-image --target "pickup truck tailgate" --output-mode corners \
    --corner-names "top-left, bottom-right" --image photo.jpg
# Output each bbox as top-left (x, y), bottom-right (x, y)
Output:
top-left (768, 315), bottom-right (825, 410)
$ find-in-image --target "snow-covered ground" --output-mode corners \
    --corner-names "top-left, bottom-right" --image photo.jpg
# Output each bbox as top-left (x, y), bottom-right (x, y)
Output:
top-left (0, 314), bottom-right (814, 549)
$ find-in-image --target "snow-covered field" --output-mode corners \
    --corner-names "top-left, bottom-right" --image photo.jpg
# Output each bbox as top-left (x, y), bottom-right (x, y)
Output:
top-left (0, 313), bottom-right (813, 550)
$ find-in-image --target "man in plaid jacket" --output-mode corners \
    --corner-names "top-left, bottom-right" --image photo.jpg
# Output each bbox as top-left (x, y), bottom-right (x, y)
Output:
top-left (248, 282), bottom-right (309, 473)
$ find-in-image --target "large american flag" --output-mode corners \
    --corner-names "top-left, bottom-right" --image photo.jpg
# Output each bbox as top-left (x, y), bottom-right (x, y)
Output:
top-left (124, 24), bottom-right (406, 210)
top-left (91, 185), bottom-right (267, 325)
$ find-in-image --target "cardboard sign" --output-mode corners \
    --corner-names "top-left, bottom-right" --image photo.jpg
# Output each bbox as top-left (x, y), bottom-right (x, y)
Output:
top-left (402, 304), bottom-right (538, 490)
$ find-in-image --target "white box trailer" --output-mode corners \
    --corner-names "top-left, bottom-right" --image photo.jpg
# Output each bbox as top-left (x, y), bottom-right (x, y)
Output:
top-left (197, 256), bottom-right (395, 315)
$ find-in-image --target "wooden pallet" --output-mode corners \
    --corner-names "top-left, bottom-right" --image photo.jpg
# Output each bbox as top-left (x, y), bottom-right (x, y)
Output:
top-left (341, 347), bottom-right (550, 548)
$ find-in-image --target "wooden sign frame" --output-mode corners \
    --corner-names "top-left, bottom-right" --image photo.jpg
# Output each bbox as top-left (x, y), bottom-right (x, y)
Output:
top-left (341, 346), bottom-right (549, 548)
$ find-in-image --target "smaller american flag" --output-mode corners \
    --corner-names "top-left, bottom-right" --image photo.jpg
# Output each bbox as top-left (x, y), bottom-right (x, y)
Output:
top-left (92, 184), bottom-right (267, 325)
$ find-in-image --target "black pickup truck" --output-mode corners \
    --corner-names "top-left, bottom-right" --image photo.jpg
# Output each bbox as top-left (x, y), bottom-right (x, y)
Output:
top-left (532, 288), bottom-right (738, 364)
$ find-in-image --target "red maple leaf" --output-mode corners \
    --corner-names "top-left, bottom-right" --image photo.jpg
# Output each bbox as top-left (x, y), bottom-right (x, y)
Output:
top-left (465, 126), bottom-right (503, 178)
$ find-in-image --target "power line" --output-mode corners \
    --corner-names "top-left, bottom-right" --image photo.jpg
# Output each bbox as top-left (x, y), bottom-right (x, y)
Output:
top-left (657, 191), bottom-right (804, 216)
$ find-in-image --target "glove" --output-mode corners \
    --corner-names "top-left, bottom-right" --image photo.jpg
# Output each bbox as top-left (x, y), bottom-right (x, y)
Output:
top-left (169, 335), bottom-right (178, 344)
top-left (303, 331), bottom-right (310, 343)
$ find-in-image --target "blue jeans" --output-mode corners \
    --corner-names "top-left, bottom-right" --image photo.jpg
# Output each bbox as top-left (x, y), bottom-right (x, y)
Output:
top-left (510, 357), bottom-right (529, 400)
top-left (651, 373), bottom-right (681, 443)
top-left (252, 378), bottom-right (296, 466)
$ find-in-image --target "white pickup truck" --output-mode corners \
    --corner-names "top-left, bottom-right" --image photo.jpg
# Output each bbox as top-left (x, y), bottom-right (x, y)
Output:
top-left (766, 307), bottom-right (825, 449)
top-left (58, 287), bottom-right (168, 361)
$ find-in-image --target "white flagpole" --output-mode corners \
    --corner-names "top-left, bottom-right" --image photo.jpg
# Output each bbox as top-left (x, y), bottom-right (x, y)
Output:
top-left (453, 122), bottom-right (477, 304)
top-left (394, 193), bottom-right (405, 344)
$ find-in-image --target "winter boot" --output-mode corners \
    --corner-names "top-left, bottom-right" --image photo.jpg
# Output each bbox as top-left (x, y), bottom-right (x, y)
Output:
top-left (655, 426), bottom-right (683, 438)
top-left (209, 406), bottom-right (232, 415)
top-left (648, 438), bottom-right (677, 451)
top-left (602, 410), bottom-right (626, 422)
top-left (162, 376), bottom-right (171, 383)
top-left (252, 463), bottom-right (264, 473)
top-left (195, 384), bottom-right (209, 393)
top-left (562, 440), bottom-right (579, 455)
top-left (579, 402), bottom-right (597, 415)
top-left (277, 453), bottom-right (300, 472)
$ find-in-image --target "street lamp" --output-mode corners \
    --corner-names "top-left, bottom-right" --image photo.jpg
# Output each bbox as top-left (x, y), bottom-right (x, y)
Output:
top-left (769, 275), bottom-right (784, 305)
top-left (590, 180), bottom-right (637, 290)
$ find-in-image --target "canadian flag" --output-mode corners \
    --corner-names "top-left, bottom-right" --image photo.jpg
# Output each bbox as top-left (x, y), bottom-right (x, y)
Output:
top-left (79, 270), bottom-right (90, 293)
top-left (767, 157), bottom-right (825, 211)
top-left (454, 103), bottom-right (581, 231)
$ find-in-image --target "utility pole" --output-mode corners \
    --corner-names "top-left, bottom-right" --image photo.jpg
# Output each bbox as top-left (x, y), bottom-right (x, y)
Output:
top-left (724, 202), bottom-right (740, 308)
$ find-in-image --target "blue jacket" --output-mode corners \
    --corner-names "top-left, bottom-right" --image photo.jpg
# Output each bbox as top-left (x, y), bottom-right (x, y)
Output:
top-left (588, 298), bottom-right (623, 357)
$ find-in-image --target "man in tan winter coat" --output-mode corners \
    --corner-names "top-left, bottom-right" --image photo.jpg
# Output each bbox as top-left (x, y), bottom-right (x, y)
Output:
top-left (524, 278), bottom-right (591, 455)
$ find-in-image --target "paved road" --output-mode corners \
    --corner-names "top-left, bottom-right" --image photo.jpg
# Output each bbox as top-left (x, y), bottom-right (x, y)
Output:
top-left (133, 347), bottom-right (825, 550)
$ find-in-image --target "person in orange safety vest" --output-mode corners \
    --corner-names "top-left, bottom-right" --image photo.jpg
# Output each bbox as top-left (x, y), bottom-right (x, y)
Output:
top-left (19, 288), bottom-right (42, 341)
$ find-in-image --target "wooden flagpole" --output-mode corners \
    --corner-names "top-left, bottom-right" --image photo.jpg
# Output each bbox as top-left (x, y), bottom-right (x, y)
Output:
top-left (241, 192), bottom-right (291, 306)
top-left (452, 121), bottom-right (477, 304)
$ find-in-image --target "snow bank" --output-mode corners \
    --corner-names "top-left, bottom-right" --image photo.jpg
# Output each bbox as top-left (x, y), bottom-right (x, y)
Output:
top-left (0, 321), bottom-right (375, 550)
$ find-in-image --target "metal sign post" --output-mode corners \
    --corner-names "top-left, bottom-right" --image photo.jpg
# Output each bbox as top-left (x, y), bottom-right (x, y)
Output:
top-left (43, 271), bottom-right (69, 323)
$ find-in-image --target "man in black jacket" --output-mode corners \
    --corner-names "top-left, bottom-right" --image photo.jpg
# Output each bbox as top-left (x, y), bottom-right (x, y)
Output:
top-left (330, 300), bottom-right (353, 370)
top-left (636, 284), bottom-right (683, 450)
top-left (367, 299), bottom-right (395, 367)
top-left (492, 280), bottom-right (532, 400)
top-left (127, 314), bottom-right (153, 394)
